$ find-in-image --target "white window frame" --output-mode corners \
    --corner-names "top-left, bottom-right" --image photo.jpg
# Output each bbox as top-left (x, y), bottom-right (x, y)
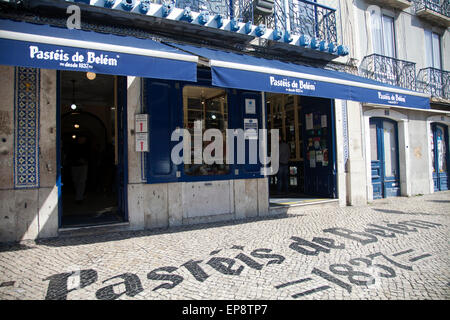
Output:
top-left (424, 29), bottom-right (442, 69)
top-left (367, 5), bottom-right (397, 58)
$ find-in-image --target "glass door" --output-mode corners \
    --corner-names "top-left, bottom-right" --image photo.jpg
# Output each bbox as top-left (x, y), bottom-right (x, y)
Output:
top-left (431, 123), bottom-right (449, 191)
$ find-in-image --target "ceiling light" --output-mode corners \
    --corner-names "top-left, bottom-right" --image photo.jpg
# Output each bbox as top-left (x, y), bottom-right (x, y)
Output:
top-left (86, 72), bottom-right (96, 80)
top-left (71, 80), bottom-right (78, 111)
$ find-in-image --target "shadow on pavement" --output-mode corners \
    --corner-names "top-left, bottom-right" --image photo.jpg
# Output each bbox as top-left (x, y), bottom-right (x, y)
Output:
top-left (372, 208), bottom-right (445, 216)
top-left (0, 242), bottom-right (35, 253)
top-left (18, 212), bottom-right (305, 249)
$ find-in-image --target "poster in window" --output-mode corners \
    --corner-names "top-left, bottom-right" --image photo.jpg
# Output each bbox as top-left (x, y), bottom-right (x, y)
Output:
top-left (323, 148), bottom-right (329, 166)
top-left (244, 118), bottom-right (258, 139)
top-left (309, 150), bottom-right (316, 168)
top-left (305, 113), bottom-right (313, 130)
top-left (245, 99), bottom-right (256, 114)
top-left (321, 115), bottom-right (327, 128)
top-left (316, 150), bottom-right (323, 164)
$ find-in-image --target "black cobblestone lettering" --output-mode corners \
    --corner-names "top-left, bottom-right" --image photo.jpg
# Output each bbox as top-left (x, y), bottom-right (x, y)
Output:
top-left (44, 269), bottom-right (98, 300)
top-left (363, 228), bottom-right (396, 238)
top-left (323, 228), bottom-right (378, 245)
top-left (289, 237), bottom-right (330, 256)
top-left (250, 248), bottom-right (285, 265)
top-left (147, 267), bottom-right (184, 291)
top-left (366, 224), bottom-right (408, 235)
top-left (95, 273), bottom-right (143, 300)
top-left (181, 260), bottom-right (210, 282)
top-left (206, 257), bottom-right (244, 276)
top-left (235, 253), bottom-right (264, 270)
top-left (312, 237), bottom-right (345, 249)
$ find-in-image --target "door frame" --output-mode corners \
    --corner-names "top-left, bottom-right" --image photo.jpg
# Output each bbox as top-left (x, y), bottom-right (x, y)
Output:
top-left (363, 108), bottom-right (409, 201)
top-left (426, 115), bottom-right (450, 193)
top-left (369, 117), bottom-right (401, 199)
top-left (56, 71), bottom-right (128, 228)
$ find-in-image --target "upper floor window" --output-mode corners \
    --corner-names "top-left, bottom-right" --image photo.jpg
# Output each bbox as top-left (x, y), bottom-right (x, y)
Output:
top-left (424, 30), bottom-right (441, 69)
top-left (369, 5), bottom-right (396, 58)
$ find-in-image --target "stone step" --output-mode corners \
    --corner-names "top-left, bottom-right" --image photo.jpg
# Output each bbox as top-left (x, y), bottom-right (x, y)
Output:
top-left (269, 199), bottom-right (340, 215)
top-left (58, 222), bottom-right (131, 238)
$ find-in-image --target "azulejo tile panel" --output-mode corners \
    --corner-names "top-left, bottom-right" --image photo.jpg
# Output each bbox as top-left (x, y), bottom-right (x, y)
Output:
top-left (14, 67), bottom-right (40, 189)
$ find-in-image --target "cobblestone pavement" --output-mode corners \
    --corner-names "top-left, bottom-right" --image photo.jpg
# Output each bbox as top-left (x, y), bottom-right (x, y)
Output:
top-left (0, 192), bottom-right (449, 300)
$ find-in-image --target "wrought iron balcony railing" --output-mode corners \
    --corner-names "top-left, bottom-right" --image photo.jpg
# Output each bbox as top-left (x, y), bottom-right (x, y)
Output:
top-left (417, 67), bottom-right (450, 99)
top-left (238, 0), bottom-right (338, 43)
top-left (287, 0), bottom-right (337, 44)
top-left (170, 0), bottom-right (338, 44)
top-left (359, 54), bottom-right (417, 91)
top-left (172, 0), bottom-right (231, 17)
top-left (414, 0), bottom-right (450, 18)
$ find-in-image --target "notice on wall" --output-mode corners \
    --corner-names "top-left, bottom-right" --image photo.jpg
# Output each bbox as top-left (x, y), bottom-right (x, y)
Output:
top-left (306, 113), bottom-right (313, 130)
top-left (245, 99), bottom-right (256, 114)
top-left (244, 118), bottom-right (258, 139)
top-left (321, 114), bottom-right (327, 128)
top-left (135, 114), bottom-right (148, 133)
top-left (136, 133), bottom-right (148, 152)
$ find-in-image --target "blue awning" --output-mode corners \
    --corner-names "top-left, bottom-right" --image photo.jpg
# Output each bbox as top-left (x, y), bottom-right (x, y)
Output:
top-left (171, 43), bottom-right (430, 109)
top-left (0, 19), bottom-right (198, 81)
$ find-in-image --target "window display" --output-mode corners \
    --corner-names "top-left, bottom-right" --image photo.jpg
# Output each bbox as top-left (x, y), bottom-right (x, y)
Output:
top-left (183, 86), bottom-right (229, 176)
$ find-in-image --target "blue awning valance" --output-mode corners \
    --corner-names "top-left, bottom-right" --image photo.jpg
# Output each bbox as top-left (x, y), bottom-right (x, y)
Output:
top-left (0, 19), bottom-right (198, 81)
top-left (171, 43), bottom-right (430, 109)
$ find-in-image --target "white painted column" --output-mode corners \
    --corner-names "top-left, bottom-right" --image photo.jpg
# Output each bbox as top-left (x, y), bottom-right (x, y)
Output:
top-left (346, 101), bottom-right (367, 205)
top-left (334, 99), bottom-right (347, 207)
top-left (398, 119), bottom-right (411, 197)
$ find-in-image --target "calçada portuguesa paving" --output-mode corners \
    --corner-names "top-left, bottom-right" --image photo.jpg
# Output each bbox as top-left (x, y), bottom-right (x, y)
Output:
top-left (0, 192), bottom-right (449, 300)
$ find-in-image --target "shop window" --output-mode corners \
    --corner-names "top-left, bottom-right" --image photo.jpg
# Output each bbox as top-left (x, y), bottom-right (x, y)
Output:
top-left (183, 86), bottom-right (230, 176)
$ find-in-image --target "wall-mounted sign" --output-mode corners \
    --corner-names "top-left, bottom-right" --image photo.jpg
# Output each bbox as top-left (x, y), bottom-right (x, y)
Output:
top-left (135, 114), bottom-right (148, 133)
top-left (245, 98), bottom-right (256, 114)
top-left (244, 118), bottom-right (258, 139)
top-left (136, 133), bottom-right (148, 152)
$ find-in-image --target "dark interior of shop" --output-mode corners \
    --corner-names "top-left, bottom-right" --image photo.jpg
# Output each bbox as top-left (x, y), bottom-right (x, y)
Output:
top-left (60, 70), bottom-right (122, 227)
top-left (267, 93), bottom-right (334, 207)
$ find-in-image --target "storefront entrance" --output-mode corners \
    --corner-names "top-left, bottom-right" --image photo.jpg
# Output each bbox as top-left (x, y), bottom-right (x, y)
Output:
top-left (431, 123), bottom-right (449, 191)
top-left (58, 71), bottom-right (127, 228)
top-left (267, 93), bottom-right (337, 206)
top-left (370, 117), bottom-right (401, 199)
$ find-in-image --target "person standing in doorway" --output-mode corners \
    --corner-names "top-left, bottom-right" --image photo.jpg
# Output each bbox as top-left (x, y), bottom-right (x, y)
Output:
top-left (277, 135), bottom-right (290, 195)
top-left (70, 135), bottom-right (89, 204)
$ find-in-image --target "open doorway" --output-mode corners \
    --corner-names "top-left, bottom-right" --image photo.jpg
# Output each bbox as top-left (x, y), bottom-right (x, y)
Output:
top-left (267, 93), bottom-right (337, 207)
top-left (59, 70), bottom-right (125, 227)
